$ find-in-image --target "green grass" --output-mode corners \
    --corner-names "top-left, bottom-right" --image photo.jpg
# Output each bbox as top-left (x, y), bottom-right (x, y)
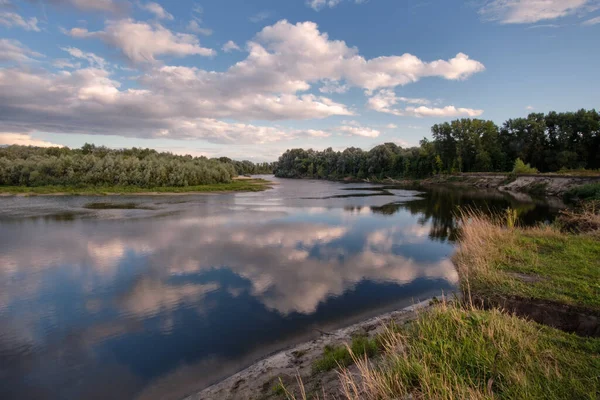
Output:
top-left (565, 183), bottom-right (600, 202)
top-left (454, 211), bottom-right (600, 311)
top-left (312, 334), bottom-right (381, 373)
top-left (0, 179), bottom-right (272, 195)
top-left (344, 304), bottom-right (600, 400)
top-left (493, 232), bottom-right (600, 309)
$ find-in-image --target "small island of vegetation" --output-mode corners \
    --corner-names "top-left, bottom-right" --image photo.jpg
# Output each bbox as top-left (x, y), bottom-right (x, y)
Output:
top-left (0, 144), bottom-right (275, 195)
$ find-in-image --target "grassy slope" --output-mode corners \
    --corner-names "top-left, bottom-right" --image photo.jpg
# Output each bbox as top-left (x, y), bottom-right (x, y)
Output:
top-left (453, 212), bottom-right (600, 311)
top-left (339, 304), bottom-right (600, 400)
top-left (0, 179), bottom-right (272, 195)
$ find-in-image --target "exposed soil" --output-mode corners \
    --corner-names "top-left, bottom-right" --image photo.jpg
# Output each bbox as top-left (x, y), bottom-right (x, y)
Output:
top-left (425, 174), bottom-right (600, 197)
top-left (471, 294), bottom-right (600, 337)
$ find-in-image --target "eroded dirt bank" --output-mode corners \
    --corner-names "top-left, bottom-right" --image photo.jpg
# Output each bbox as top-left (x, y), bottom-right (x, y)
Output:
top-left (185, 299), bottom-right (435, 400)
top-left (424, 173), bottom-right (600, 197)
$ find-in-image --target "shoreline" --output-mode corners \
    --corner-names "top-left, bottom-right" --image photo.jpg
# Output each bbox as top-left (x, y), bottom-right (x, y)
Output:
top-left (185, 297), bottom-right (442, 400)
top-left (0, 179), bottom-right (275, 197)
top-left (275, 173), bottom-right (600, 198)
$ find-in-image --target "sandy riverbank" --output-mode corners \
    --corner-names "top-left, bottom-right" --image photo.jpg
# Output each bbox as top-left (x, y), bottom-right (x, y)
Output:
top-left (185, 298), bottom-right (439, 400)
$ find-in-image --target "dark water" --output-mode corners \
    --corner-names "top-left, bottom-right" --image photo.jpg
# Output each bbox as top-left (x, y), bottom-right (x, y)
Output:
top-left (0, 177), bottom-right (560, 400)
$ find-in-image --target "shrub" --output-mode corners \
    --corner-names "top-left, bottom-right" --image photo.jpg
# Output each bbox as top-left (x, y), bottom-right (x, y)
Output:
top-left (512, 158), bottom-right (538, 174)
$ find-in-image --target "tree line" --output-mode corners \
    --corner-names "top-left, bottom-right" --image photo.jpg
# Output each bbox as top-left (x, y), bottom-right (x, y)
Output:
top-left (0, 144), bottom-right (274, 188)
top-left (274, 109), bottom-right (600, 180)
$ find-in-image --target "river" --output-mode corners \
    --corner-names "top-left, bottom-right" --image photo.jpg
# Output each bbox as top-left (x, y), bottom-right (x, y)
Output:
top-left (0, 177), bottom-right (560, 399)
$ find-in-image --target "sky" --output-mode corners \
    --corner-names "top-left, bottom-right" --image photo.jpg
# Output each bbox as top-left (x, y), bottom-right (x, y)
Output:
top-left (0, 0), bottom-right (599, 161)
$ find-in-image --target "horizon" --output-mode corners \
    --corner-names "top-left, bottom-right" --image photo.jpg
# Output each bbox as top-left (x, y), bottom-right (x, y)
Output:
top-left (1, 0), bottom-right (599, 162)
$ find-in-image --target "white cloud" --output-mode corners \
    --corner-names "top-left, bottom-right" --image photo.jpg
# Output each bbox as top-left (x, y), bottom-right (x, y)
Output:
top-left (139, 2), bottom-right (173, 20)
top-left (249, 11), bottom-right (272, 23)
top-left (526, 105), bottom-right (534, 110)
top-left (384, 123), bottom-right (397, 129)
top-left (61, 46), bottom-right (107, 68)
top-left (0, 11), bottom-right (40, 31)
top-left (253, 21), bottom-right (484, 92)
top-left (0, 133), bottom-right (61, 147)
top-left (222, 40), bottom-right (241, 52)
top-left (307, 0), bottom-right (367, 11)
top-left (479, 0), bottom-right (596, 24)
top-left (338, 122), bottom-right (380, 138)
top-left (52, 59), bottom-right (81, 69)
top-left (0, 39), bottom-right (42, 62)
top-left (367, 89), bottom-right (483, 118)
top-left (0, 66), bottom-right (345, 143)
top-left (69, 19), bottom-right (215, 63)
top-left (186, 20), bottom-right (212, 36)
top-left (404, 106), bottom-right (484, 118)
top-left (582, 15), bottom-right (600, 24)
top-left (307, 0), bottom-right (342, 11)
top-left (2, 20), bottom-right (484, 144)
top-left (319, 79), bottom-right (349, 94)
top-left (36, 0), bottom-right (129, 14)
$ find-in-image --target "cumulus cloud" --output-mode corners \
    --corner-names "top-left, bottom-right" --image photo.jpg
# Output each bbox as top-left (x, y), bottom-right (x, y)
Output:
top-left (2, 20), bottom-right (484, 143)
top-left (0, 10), bottom-right (40, 31)
top-left (222, 40), bottom-right (241, 52)
top-left (139, 1), bottom-right (173, 20)
top-left (69, 19), bottom-right (215, 63)
top-left (253, 21), bottom-right (484, 92)
top-left (367, 89), bottom-right (483, 118)
top-left (479, 0), bottom-right (597, 24)
top-left (0, 39), bottom-right (42, 62)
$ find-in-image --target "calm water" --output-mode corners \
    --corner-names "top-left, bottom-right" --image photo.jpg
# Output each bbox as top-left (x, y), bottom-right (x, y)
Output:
top-left (0, 177), bottom-right (560, 400)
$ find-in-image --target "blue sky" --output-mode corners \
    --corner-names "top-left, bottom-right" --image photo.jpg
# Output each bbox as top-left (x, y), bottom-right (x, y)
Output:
top-left (1, 0), bottom-right (599, 161)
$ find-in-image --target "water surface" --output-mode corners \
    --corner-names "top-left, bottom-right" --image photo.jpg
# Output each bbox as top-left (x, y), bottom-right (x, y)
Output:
top-left (0, 177), bottom-right (559, 399)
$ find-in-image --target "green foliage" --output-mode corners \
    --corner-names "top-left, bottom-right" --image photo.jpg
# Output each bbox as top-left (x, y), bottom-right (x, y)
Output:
top-left (505, 208), bottom-right (518, 228)
top-left (513, 158), bottom-right (539, 174)
top-left (373, 304), bottom-right (600, 399)
top-left (0, 179), bottom-right (271, 195)
top-left (312, 334), bottom-right (380, 373)
top-left (274, 109), bottom-right (600, 181)
top-left (565, 183), bottom-right (600, 202)
top-left (0, 144), bottom-right (274, 189)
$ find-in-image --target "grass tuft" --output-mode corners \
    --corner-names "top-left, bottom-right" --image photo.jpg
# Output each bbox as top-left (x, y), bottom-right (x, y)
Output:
top-left (312, 334), bottom-right (380, 374)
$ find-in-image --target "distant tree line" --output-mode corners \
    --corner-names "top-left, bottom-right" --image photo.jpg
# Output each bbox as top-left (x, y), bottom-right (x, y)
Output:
top-left (0, 144), bottom-right (274, 187)
top-left (217, 157), bottom-right (276, 175)
top-left (274, 109), bottom-right (600, 180)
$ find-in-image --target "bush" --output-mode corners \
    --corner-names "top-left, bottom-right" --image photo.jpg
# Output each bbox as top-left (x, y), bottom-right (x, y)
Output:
top-left (512, 158), bottom-right (538, 174)
top-left (565, 183), bottom-right (600, 202)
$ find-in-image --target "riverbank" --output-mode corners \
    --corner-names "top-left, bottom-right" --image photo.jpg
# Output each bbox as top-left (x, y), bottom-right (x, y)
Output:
top-left (423, 173), bottom-right (600, 198)
top-left (0, 178), bottom-right (273, 196)
top-left (187, 207), bottom-right (600, 399)
top-left (187, 299), bottom-right (438, 400)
